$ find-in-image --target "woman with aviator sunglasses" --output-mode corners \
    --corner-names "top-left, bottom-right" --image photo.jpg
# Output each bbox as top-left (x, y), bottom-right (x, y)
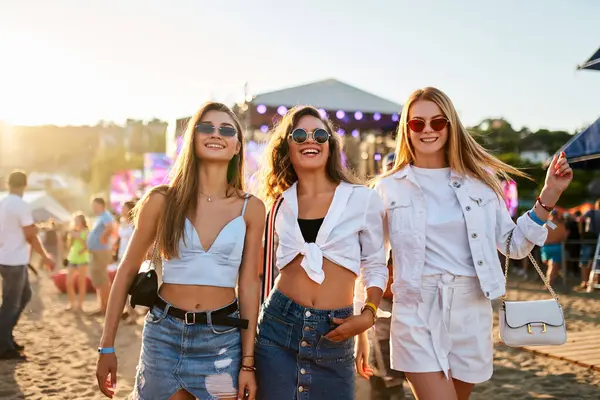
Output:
top-left (96, 102), bottom-right (265, 400)
top-left (372, 87), bottom-right (572, 400)
top-left (255, 106), bottom-right (388, 400)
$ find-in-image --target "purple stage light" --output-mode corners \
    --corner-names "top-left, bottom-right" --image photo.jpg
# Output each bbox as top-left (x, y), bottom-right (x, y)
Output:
top-left (351, 129), bottom-right (360, 138)
top-left (392, 113), bottom-right (399, 122)
top-left (257, 104), bottom-right (267, 114)
top-left (336, 110), bottom-right (345, 119)
top-left (354, 111), bottom-right (363, 120)
top-left (260, 125), bottom-right (269, 133)
top-left (337, 129), bottom-right (345, 136)
top-left (374, 153), bottom-right (382, 161)
top-left (373, 112), bottom-right (381, 121)
top-left (318, 108), bottom-right (327, 118)
top-left (277, 106), bottom-right (288, 116)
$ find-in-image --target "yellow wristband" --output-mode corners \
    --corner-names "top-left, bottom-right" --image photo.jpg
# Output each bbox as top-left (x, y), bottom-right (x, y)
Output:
top-left (364, 302), bottom-right (378, 314)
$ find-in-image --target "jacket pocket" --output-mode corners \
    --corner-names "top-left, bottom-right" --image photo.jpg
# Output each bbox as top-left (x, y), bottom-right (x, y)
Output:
top-left (387, 200), bottom-right (412, 235)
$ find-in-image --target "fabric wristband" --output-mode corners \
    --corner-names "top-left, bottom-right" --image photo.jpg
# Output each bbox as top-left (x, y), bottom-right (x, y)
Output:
top-left (98, 347), bottom-right (115, 354)
top-left (528, 210), bottom-right (546, 226)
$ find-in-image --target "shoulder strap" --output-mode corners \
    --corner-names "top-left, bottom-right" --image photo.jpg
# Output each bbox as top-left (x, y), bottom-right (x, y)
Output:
top-left (241, 194), bottom-right (251, 216)
top-left (502, 230), bottom-right (559, 303)
top-left (261, 197), bottom-right (284, 304)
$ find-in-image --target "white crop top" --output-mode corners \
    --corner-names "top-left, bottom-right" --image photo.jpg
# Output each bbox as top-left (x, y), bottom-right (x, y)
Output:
top-left (162, 195), bottom-right (250, 287)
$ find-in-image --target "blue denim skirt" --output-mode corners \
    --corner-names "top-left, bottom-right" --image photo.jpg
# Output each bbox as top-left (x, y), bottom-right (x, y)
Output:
top-left (255, 290), bottom-right (355, 400)
top-left (133, 299), bottom-right (242, 399)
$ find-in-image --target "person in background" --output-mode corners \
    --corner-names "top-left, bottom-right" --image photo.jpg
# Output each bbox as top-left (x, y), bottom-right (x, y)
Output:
top-left (541, 210), bottom-right (569, 285)
top-left (564, 211), bottom-right (581, 276)
top-left (118, 200), bottom-right (137, 324)
top-left (43, 219), bottom-right (63, 267)
top-left (579, 200), bottom-right (600, 291)
top-left (368, 152), bottom-right (406, 400)
top-left (0, 171), bottom-right (55, 360)
top-left (65, 213), bottom-right (90, 311)
top-left (87, 197), bottom-right (115, 316)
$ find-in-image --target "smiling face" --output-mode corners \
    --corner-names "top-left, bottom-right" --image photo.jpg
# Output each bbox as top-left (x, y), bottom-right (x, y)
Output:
top-left (287, 115), bottom-right (331, 173)
top-left (408, 99), bottom-right (449, 165)
top-left (194, 110), bottom-right (240, 163)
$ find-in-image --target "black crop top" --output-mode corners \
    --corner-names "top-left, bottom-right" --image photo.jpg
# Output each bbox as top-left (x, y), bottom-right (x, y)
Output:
top-left (297, 218), bottom-right (325, 243)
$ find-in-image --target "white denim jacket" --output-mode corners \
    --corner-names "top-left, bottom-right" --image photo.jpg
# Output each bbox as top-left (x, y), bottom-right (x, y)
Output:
top-left (374, 165), bottom-right (548, 303)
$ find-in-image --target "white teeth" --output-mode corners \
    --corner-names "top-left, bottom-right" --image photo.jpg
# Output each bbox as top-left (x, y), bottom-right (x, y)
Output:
top-left (301, 149), bottom-right (319, 155)
top-left (421, 138), bottom-right (437, 143)
top-left (206, 143), bottom-right (224, 149)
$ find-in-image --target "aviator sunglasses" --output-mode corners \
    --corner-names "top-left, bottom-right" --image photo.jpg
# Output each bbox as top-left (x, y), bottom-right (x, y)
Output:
top-left (195, 122), bottom-right (237, 137)
top-left (289, 128), bottom-right (330, 144)
top-left (407, 117), bottom-right (449, 133)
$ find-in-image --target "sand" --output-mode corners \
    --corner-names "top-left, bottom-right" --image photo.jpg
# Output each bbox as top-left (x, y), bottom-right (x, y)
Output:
top-left (1, 273), bottom-right (599, 399)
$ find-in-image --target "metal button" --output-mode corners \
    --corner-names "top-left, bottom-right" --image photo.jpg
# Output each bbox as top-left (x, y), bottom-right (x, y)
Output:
top-left (301, 341), bottom-right (308, 347)
top-left (391, 201), bottom-right (396, 206)
top-left (466, 206), bottom-right (471, 211)
top-left (477, 260), bottom-right (483, 266)
top-left (300, 368), bottom-right (306, 375)
top-left (471, 233), bottom-right (478, 239)
top-left (452, 181), bottom-right (461, 188)
top-left (298, 386), bottom-right (304, 392)
top-left (305, 311), bottom-right (311, 317)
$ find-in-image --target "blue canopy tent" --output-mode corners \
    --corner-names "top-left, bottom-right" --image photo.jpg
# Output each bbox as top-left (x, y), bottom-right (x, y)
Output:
top-left (553, 116), bottom-right (600, 169)
top-left (578, 46), bottom-right (600, 71)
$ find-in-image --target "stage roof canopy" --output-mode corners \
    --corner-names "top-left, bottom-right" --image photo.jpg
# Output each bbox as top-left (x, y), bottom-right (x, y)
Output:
top-left (252, 79), bottom-right (401, 114)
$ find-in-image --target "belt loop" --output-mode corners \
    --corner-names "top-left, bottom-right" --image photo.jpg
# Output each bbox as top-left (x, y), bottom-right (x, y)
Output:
top-left (282, 299), bottom-right (292, 316)
top-left (161, 301), bottom-right (171, 319)
top-left (206, 310), bottom-right (213, 327)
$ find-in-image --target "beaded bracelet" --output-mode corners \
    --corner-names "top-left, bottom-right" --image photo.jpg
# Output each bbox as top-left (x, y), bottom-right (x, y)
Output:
top-left (241, 365), bottom-right (256, 372)
top-left (536, 196), bottom-right (555, 212)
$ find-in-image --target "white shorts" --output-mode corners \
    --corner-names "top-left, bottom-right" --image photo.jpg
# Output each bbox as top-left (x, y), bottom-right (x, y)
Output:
top-left (390, 273), bottom-right (493, 384)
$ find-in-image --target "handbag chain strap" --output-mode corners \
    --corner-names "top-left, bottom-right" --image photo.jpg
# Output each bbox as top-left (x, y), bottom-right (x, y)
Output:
top-left (501, 229), bottom-right (559, 303)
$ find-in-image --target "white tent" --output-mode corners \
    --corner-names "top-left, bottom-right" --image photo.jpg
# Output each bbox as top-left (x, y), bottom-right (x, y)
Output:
top-left (0, 190), bottom-right (71, 223)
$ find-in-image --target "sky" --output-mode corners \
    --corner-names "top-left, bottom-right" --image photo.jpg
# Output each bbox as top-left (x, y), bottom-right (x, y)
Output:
top-left (1, 0), bottom-right (599, 132)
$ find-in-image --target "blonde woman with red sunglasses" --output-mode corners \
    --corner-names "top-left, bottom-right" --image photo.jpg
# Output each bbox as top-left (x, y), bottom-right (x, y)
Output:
top-left (371, 87), bottom-right (572, 400)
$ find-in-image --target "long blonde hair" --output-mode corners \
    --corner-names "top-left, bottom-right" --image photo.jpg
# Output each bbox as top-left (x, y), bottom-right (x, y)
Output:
top-left (257, 105), bottom-right (359, 205)
top-left (379, 87), bottom-right (527, 197)
top-left (136, 102), bottom-right (246, 260)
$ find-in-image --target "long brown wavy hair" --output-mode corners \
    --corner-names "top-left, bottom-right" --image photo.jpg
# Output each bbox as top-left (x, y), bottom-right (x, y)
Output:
top-left (257, 105), bottom-right (359, 205)
top-left (135, 102), bottom-right (246, 260)
top-left (376, 87), bottom-right (528, 197)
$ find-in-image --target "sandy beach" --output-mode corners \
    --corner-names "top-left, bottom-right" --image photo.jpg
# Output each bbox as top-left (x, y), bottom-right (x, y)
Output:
top-left (1, 272), bottom-right (599, 400)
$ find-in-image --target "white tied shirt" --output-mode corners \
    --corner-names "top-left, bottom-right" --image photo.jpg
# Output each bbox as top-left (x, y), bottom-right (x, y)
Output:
top-left (275, 181), bottom-right (388, 293)
top-left (0, 194), bottom-right (34, 266)
top-left (411, 166), bottom-right (475, 277)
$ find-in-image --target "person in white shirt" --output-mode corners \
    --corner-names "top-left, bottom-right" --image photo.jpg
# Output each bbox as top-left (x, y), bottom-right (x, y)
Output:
top-left (117, 200), bottom-right (137, 324)
top-left (255, 105), bottom-right (388, 400)
top-left (373, 87), bottom-right (573, 400)
top-left (0, 171), bottom-right (55, 360)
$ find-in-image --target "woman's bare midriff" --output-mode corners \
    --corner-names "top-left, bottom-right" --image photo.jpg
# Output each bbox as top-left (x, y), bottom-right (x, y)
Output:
top-left (275, 255), bottom-right (356, 309)
top-left (159, 284), bottom-right (237, 312)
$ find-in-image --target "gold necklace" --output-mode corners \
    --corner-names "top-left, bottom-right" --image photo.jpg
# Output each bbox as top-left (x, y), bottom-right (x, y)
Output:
top-left (198, 191), bottom-right (214, 202)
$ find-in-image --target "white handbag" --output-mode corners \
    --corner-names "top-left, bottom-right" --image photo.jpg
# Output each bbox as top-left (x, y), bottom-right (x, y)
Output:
top-left (498, 230), bottom-right (567, 347)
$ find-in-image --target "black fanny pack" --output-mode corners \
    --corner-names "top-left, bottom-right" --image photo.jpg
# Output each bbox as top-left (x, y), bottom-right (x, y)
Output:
top-left (154, 297), bottom-right (249, 329)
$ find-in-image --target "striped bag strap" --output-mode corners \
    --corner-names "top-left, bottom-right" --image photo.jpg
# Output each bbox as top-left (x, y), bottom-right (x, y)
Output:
top-left (261, 197), bottom-right (284, 304)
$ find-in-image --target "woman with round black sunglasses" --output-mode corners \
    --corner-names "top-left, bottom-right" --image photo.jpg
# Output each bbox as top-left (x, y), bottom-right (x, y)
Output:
top-left (255, 106), bottom-right (388, 399)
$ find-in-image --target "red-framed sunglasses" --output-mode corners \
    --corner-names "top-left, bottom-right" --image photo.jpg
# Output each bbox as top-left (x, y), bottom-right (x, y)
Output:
top-left (407, 117), bottom-right (449, 133)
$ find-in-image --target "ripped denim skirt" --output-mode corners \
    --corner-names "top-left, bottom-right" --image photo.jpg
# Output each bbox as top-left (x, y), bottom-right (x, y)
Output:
top-left (132, 297), bottom-right (246, 400)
